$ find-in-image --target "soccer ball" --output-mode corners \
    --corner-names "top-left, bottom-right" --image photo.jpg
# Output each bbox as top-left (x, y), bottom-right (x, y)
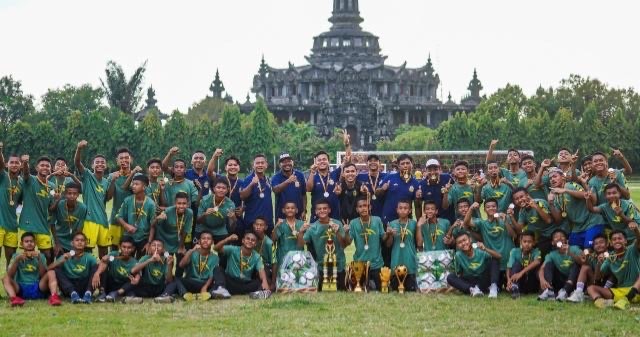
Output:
top-left (280, 271), bottom-right (296, 286)
top-left (438, 252), bottom-right (452, 266)
top-left (298, 271), bottom-right (315, 287)
top-left (290, 252), bottom-right (306, 270)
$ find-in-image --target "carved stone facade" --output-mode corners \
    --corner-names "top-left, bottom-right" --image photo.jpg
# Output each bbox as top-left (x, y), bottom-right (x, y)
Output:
top-left (240, 0), bottom-right (483, 149)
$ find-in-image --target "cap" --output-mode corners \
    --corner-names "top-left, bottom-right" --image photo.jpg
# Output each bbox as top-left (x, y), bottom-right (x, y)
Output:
top-left (278, 152), bottom-right (292, 162)
top-left (426, 159), bottom-right (440, 167)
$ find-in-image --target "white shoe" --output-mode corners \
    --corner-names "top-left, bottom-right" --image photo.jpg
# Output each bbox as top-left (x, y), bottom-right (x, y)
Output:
top-left (211, 287), bottom-right (232, 299)
top-left (470, 286), bottom-right (484, 297)
top-left (537, 288), bottom-right (556, 301)
top-left (555, 289), bottom-right (568, 301)
top-left (488, 284), bottom-right (498, 299)
top-left (567, 290), bottom-right (584, 303)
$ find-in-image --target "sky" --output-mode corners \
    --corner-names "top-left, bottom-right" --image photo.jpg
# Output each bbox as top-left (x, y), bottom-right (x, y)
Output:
top-left (1, 0), bottom-right (639, 114)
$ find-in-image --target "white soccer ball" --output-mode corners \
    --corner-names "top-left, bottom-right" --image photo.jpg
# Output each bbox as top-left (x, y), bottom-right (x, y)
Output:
top-left (438, 253), bottom-right (452, 266)
top-left (290, 252), bottom-right (306, 270)
top-left (280, 271), bottom-right (296, 285)
top-left (418, 254), bottom-right (428, 266)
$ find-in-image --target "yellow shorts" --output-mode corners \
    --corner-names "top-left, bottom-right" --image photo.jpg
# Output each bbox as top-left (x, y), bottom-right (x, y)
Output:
top-left (83, 221), bottom-right (111, 248)
top-left (17, 229), bottom-right (52, 250)
top-left (0, 228), bottom-right (19, 248)
top-left (611, 287), bottom-right (640, 303)
top-left (109, 223), bottom-right (124, 246)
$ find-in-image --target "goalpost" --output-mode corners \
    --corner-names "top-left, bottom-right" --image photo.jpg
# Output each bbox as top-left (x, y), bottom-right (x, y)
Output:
top-left (334, 150), bottom-right (535, 174)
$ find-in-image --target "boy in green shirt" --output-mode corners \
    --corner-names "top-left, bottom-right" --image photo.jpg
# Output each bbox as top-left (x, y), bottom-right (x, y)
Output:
top-left (150, 191), bottom-right (193, 277)
top-left (92, 237), bottom-right (138, 302)
top-left (108, 147), bottom-right (136, 249)
top-left (0, 147), bottom-right (23, 267)
top-left (50, 183), bottom-right (87, 256)
top-left (386, 200), bottom-right (417, 292)
top-left (480, 161), bottom-right (514, 213)
top-left (587, 151), bottom-right (630, 204)
top-left (507, 231), bottom-right (542, 298)
top-left (48, 157), bottom-right (79, 195)
top-left (442, 161), bottom-right (480, 218)
top-left (47, 232), bottom-right (98, 304)
top-left (416, 200), bottom-right (450, 251)
top-left (3, 232), bottom-right (59, 306)
top-left (117, 175), bottom-right (157, 258)
top-left (586, 183), bottom-right (639, 244)
top-left (511, 187), bottom-right (555, 255)
top-left (587, 227), bottom-right (640, 310)
top-left (446, 232), bottom-right (501, 297)
top-left (214, 232), bottom-right (271, 298)
top-left (272, 201), bottom-right (305, 281)
top-left (123, 239), bottom-right (176, 304)
top-left (566, 234), bottom-right (609, 303)
top-left (299, 198), bottom-right (348, 291)
top-left (253, 217), bottom-right (275, 290)
top-left (537, 229), bottom-right (583, 301)
top-left (197, 178), bottom-right (236, 243)
top-left (162, 156), bottom-right (201, 207)
top-left (345, 197), bottom-right (392, 291)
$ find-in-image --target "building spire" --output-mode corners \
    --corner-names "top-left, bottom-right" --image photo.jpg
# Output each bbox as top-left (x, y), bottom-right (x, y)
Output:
top-left (145, 85), bottom-right (157, 108)
top-left (330, 0), bottom-right (363, 29)
top-left (210, 69), bottom-right (225, 99)
top-left (467, 68), bottom-right (483, 100)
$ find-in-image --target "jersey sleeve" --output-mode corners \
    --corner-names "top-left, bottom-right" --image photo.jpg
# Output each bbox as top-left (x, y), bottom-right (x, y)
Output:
top-left (507, 248), bottom-right (517, 268)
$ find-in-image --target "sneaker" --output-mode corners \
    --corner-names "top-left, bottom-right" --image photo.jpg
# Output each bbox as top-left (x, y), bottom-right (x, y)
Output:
top-left (594, 298), bottom-right (613, 309)
top-left (121, 296), bottom-right (144, 304)
top-left (10, 296), bottom-right (25, 307)
top-left (82, 291), bottom-right (93, 304)
top-left (537, 288), bottom-right (556, 301)
top-left (183, 293), bottom-right (196, 302)
top-left (249, 290), bottom-right (272, 299)
top-left (48, 293), bottom-right (62, 306)
top-left (70, 291), bottom-right (83, 304)
top-left (199, 292), bottom-right (211, 301)
top-left (555, 289), bottom-right (568, 301)
top-left (614, 298), bottom-right (630, 310)
top-left (153, 295), bottom-right (175, 304)
top-left (488, 284), bottom-right (498, 299)
top-left (511, 285), bottom-right (520, 299)
top-left (211, 287), bottom-right (232, 299)
top-left (96, 292), bottom-right (107, 303)
top-left (567, 290), bottom-right (584, 303)
top-left (470, 286), bottom-right (484, 297)
top-left (105, 291), bottom-right (119, 303)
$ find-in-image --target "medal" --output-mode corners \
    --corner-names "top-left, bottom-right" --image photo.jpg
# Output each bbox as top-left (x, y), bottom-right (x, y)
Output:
top-left (109, 256), bottom-right (115, 262)
top-left (323, 192), bottom-right (330, 198)
top-left (352, 190), bottom-right (357, 197)
top-left (400, 242), bottom-right (405, 249)
top-left (295, 181), bottom-right (300, 188)
top-left (328, 179), bottom-right (334, 185)
top-left (561, 212), bottom-right (567, 218)
top-left (9, 200), bottom-right (14, 206)
top-left (556, 241), bottom-right (563, 248)
top-left (204, 181), bottom-right (209, 189)
top-left (472, 243), bottom-right (478, 249)
top-left (259, 193), bottom-right (265, 198)
top-left (364, 244), bottom-right (369, 250)
top-left (213, 207), bottom-right (219, 213)
top-left (409, 186), bottom-right (414, 193)
top-left (164, 252), bottom-right (170, 258)
top-left (50, 190), bottom-right (56, 196)
top-left (69, 250), bottom-right (76, 257)
top-left (292, 230), bottom-right (298, 236)
top-left (372, 195), bottom-right (377, 200)
top-left (404, 174), bottom-right (409, 180)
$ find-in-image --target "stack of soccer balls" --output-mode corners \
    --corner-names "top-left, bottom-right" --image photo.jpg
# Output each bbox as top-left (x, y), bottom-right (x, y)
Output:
top-left (416, 250), bottom-right (455, 293)
top-left (277, 251), bottom-right (319, 292)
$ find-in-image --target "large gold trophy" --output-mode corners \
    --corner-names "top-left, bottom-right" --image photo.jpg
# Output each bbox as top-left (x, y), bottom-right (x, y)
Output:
top-left (322, 228), bottom-right (338, 291)
top-left (380, 267), bottom-right (391, 293)
top-left (394, 265), bottom-right (408, 294)
top-left (348, 261), bottom-right (370, 292)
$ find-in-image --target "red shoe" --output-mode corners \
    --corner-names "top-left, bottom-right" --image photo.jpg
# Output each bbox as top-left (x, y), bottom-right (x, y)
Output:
top-left (10, 296), bottom-right (25, 307)
top-left (49, 293), bottom-right (62, 306)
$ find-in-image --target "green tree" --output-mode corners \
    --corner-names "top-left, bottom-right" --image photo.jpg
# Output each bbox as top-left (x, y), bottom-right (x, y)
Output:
top-left (40, 84), bottom-right (104, 130)
top-left (32, 121), bottom-right (58, 158)
top-left (110, 112), bottom-right (139, 158)
top-left (246, 99), bottom-right (276, 160)
top-left (4, 121), bottom-right (34, 156)
top-left (138, 110), bottom-right (165, 163)
top-left (163, 110), bottom-right (190, 154)
top-left (100, 60), bottom-right (147, 114)
top-left (185, 97), bottom-right (227, 125)
top-left (217, 105), bottom-right (245, 160)
top-left (0, 76), bottom-right (35, 135)
top-left (377, 125), bottom-right (439, 151)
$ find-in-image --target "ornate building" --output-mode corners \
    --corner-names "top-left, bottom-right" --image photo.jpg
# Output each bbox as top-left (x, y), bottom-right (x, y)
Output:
top-left (240, 0), bottom-right (483, 149)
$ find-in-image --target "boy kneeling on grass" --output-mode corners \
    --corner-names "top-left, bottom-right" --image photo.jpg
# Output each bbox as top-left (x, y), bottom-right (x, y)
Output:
top-left (47, 232), bottom-right (98, 304)
top-left (446, 232), bottom-right (501, 298)
top-left (91, 237), bottom-right (138, 302)
top-left (537, 229), bottom-right (582, 301)
top-left (121, 239), bottom-right (176, 304)
top-left (3, 232), bottom-right (59, 306)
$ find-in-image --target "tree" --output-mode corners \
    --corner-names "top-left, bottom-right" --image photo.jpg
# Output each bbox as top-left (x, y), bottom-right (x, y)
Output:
top-left (4, 121), bottom-right (34, 156)
top-left (100, 60), bottom-right (147, 114)
top-left (217, 105), bottom-right (245, 160)
top-left (185, 97), bottom-right (227, 124)
top-left (163, 110), bottom-right (190, 153)
top-left (110, 112), bottom-right (139, 158)
top-left (40, 84), bottom-right (104, 130)
top-left (0, 76), bottom-right (35, 135)
top-left (138, 110), bottom-right (165, 163)
top-left (377, 125), bottom-right (439, 151)
top-left (246, 99), bottom-right (276, 160)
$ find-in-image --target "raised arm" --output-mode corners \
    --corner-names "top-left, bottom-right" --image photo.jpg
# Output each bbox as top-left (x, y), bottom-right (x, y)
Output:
top-left (20, 154), bottom-right (30, 180)
top-left (74, 140), bottom-right (87, 174)
top-left (206, 148), bottom-right (223, 180)
top-left (161, 147), bottom-right (179, 174)
top-left (613, 149), bottom-right (632, 176)
top-left (213, 234), bottom-right (238, 254)
top-left (485, 139), bottom-right (498, 164)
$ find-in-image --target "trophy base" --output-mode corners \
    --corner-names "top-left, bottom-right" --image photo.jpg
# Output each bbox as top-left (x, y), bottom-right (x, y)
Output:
top-left (323, 281), bottom-right (337, 292)
top-left (381, 285), bottom-right (389, 293)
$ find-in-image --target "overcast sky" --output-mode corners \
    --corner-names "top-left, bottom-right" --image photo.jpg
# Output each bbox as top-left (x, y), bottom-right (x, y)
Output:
top-left (1, 0), bottom-right (638, 114)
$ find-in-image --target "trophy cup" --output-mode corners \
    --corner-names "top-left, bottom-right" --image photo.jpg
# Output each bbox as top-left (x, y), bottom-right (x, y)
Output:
top-left (350, 261), bottom-right (369, 292)
top-left (380, 267), bottom-right (391, 293)
top-left (323, 234), bottom-right (337, 291)
top-left (394, 265), bottom-right (408, 294)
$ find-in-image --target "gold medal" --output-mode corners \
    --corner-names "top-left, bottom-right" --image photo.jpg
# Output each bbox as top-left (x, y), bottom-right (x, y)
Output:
top-left (213, 207), bottom-right (219, 213)
top-left (409, 186), bottom-right (414, 193)
top-left (352, 190), bottom-right (357, 197)
top-left (404, 174), bottom-right (409, 180)
top-left (561, 212), bottom-right (567, 218)
top-left (9, 200), bottom-right (15, 206)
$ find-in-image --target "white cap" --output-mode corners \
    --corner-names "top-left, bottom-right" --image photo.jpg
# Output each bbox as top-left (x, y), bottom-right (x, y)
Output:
top-left (426, 159), bottom-right (440, 167)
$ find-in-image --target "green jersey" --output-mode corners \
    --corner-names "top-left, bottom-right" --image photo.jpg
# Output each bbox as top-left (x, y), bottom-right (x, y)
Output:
top-left (471, 218), bottom-right (514, 270)
top-left (155, 206), bottom-right (193, 253)
top-left (145, 181), bottom-right (163, 206)
top-left (597, 200), bottom-right (639, 243)
top-left (255, 236), bottom-right (274, 265)
top-left (222, 245), bottom-right (264, 280)
top-left (164, 179), bottom-right (199, 206)
top-left (521, 179), bottom-right (548, 201)
top-left (274, 219), bottom-right (305, 264)
top-left (448, 183), bottom-right (479, 217)
top-left (10, 252), bottom-right (46, 284)
top-left (138, 255), bottom-right (170, 286)
top-left (53, 200), bottom-right (88, 251)
top-left (481, 182), bottom-right (513, 213)
top-left (499, 168), bottom-right (527, 188)
top-left (600, 246), bottom-right (640, 287)
top-left (48, 176), bottom-right (73, 195)
top-left (106, 251), bottom-right (137, 284)
top-left (303, 219), bottom-right (346, 272)
top-left (78, 168), bottom-right (110, 227)
top-left (117, 195), bottom-right (156, 243)
top-left (543, 245), bottom-right (581, 276)
top-left (506, 248), bottom-right (541, 269)
top-left (553, 182), bottom-right (604, 232)
top-left (184, 250), bottom-right (219, 282)
top-left (349, 216), bottom-right (385, 270)
top-left (109, 173), bottom-right (134, 225)
top-left (18, 175), bottom-right (55, 234)
top-left (389, 219), bottom-right (417, 274)
top-left (196, 195), bottom-right (235, 236)
top-left (588, 170), bottom-right (627, 205)
top-left (0, 171), bottom-right (22, 231)
top-left (420, 218), bottom-right (450, 251)
top-left (57, 253), bottom-right (97, 279)
top-left (454, 248), bottom-right (492, 278)
top-left (517, 199), bottom-right (556, 238)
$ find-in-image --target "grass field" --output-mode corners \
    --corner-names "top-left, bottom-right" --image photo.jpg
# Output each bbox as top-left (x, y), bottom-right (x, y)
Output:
top-left (0, 179), bottom-right (639, 337)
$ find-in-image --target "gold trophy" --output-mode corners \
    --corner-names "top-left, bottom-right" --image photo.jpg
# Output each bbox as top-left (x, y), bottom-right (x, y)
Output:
top-left (394, 265), bottom-right (408, 294)
top-left (349, 261), bottom-right (370, 292)
top-left (380, 267), bottom-right (391, 293)
top-left (323, 232), bottom-right (338, 292)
